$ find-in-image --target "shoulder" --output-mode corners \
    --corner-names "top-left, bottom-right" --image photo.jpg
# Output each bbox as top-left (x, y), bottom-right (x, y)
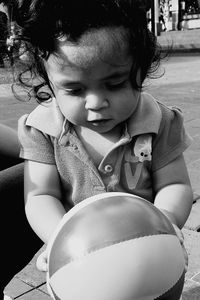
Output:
top-left (152, 102), bottom-right (192, 170)
top-left (154, 100), bottom-right (192, 147)
top-left (20, 98), bottom-right (66, 138)
top-left (127, 93), bottom-right (184, 137)
top-left (128, 93), bottom-right (162, 136)
top-left (156, 102), bottom-right (185, 136)
top-left (18, 113), bottom-right (52, 147)
top-left (18, 113), bottom-right (56, 163)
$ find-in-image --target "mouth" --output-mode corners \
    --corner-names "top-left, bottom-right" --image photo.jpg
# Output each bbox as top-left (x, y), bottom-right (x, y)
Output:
top-left (87, 119), bottom-right (111, 126)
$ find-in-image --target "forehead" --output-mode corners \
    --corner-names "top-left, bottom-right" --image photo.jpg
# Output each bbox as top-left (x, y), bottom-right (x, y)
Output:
top-left (48, 27), bottom-right (130, 71)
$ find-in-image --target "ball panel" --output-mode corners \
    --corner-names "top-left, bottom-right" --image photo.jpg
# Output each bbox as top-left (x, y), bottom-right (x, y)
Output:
top-left (156, 271), bottom-right (185, 300)
top-left (48, 235), bottom-right (185, 300)
top-left (49, 195), bottom-right (176, 276)
top-left (48, 285), bottom-right (61, 300)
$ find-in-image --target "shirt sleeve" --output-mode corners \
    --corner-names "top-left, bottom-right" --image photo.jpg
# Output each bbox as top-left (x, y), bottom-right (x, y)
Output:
top-left (18, 114), bottom-right (55, 164)
top-left (152, 104), bottom-right (192, 172)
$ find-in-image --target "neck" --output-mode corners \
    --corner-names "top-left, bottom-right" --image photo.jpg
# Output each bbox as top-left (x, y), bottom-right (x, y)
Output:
top-left (76, 124), bottom-right (123, 143)
top-left (75, 124), bottom-right (124, 166)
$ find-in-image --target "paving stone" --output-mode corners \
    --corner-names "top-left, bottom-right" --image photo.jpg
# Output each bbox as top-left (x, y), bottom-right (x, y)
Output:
top-left (3, 277), bottom-right (33, 299)
top-left (193, 193), bottom-right (200, 202)
top-left (15, 246), bottom-right (46, 288)
top-left (184, 198), bottom-right (200, 231)
top-left (188, 159), bottom-right (200, 170)
top-left (4, 246), bottom-right (47, 299)
top-left (182, 229), bottom-right (200, 299)
top-left (184, 149), bottom-right (200, 166)
top-left (183, 280), bottom-right (200, 300)
top-left (16, 288), bottom-right (51, 300)
top-left (38, 283), bottom-right (50, 296)
top-left (187, 169), bottom-right (200, 196)
top-left (191, 272), bottom-right (200, 284)
top-left (183, 229), bottom-right (200, 281)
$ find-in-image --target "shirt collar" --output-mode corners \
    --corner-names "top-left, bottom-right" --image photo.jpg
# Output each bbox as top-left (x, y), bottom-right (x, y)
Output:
top-left (26, 93), bottom-right (162, 138)
top-left (127, 92), bottom-right (162, 137)
top-left (26, 97), bottom-right (64, 138)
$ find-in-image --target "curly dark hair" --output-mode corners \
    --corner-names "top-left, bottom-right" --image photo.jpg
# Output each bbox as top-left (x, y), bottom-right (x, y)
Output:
top-left (13, 0), bottom-right (162, 102)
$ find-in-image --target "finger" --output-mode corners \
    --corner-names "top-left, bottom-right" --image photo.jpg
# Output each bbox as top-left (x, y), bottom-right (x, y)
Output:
top-left (36, 253), bottom-right (48, 272)
top-left (172, 224), bottom-right (184, 244)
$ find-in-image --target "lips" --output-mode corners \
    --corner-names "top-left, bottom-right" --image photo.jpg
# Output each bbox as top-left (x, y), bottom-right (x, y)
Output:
top-left (87, 119), bottom-right (111, 126)
top-left (88, 119), bottom-right (107, 123)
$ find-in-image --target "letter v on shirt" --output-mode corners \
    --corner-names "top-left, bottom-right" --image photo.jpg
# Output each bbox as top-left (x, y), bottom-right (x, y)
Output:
top-left (124, 134), bottom-right (152, 190)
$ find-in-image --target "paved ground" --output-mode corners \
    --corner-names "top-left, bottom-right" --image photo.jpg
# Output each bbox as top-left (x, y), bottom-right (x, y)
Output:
top-left (1, 54), bottom-right (200, 299)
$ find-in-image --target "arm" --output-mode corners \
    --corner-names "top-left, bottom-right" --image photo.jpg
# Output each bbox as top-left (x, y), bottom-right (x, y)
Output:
top-left (24, 160), bottom-right (66, 244)
top-left (153, 154), bottom-right (193, 229)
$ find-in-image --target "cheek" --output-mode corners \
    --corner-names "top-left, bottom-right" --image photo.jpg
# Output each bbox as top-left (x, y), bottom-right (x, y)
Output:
top-left (114, 89), bottom-right (139, 117)
top-left (56, 94), bottom-right (85, 123)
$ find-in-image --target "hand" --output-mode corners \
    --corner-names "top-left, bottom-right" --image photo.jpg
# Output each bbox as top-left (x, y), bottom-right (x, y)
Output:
top-left (172, 223), bottom-right (188, 273)
top-left (158, 208), bottom-right (188, 273)
top-left (36, 249), bottom-right (48, 272)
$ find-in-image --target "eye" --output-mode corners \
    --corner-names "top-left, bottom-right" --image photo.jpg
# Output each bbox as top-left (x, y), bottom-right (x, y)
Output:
top-left (65, 87), bottom-right (85, 96)
top-left (106, 80), bottom-right (128, 91)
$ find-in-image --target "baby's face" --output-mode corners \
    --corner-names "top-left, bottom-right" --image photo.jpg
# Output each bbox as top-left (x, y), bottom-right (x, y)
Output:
top-left (45, 27), bottom-right (140, 135)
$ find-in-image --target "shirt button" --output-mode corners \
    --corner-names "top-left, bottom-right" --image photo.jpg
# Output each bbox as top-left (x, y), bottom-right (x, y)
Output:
top-left (104, 164), bottom-right (113, 173)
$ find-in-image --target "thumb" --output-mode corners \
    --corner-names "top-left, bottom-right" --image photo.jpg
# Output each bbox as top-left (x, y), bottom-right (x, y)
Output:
top-left (36, 251), bottom-right (48, 272)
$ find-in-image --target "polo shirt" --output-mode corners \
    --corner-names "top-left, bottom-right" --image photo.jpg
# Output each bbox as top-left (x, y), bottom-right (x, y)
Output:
top-left (18, 92), bottom-right (191, 209)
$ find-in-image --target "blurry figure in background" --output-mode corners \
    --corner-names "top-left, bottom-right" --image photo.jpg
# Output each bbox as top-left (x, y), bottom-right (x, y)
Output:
top-left (0, 10), bottom-right (9, 67)
top-left (159, 0), bottom-right (167, 31)
top-left (159, 0), bottom-right (171, 32)
top-left (6, 22), bottom-right (21, 66)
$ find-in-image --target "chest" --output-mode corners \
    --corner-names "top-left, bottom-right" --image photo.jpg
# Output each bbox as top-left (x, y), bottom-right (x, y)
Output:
top-left (54, 134), bottom-right (154, 207)
top-left (79, 133), bottom-right (117, 167)
top-left (75, 127), bottom-right (122, 167)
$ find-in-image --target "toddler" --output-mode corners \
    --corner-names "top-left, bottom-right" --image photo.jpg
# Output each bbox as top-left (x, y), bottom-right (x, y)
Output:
top-left (11, 0), bottom-right (193, 297)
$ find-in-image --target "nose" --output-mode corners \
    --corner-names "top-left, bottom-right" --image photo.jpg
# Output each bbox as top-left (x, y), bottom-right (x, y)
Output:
top-left (85, 92), bottom-right (109, 111)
